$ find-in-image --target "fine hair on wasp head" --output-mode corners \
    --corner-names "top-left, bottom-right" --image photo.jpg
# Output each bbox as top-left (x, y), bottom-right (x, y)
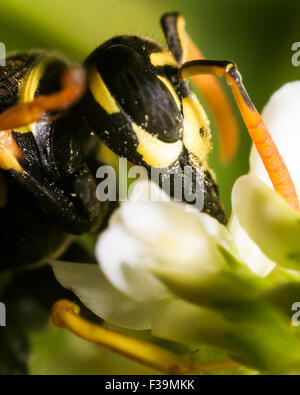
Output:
top-left (95, 158), bottom-right (205, 212)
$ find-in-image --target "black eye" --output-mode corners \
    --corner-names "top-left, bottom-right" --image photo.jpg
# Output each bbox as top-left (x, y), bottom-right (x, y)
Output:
top-left (94, 44), bottom-right (183, 143)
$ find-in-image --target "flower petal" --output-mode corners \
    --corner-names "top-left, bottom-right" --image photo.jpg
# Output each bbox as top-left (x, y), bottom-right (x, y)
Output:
top-left (128, 179), bottom-right (170, 202)
top-left (232, 174), bottom-right (300, 270)
top-left (51, 261), bottom-right (159, 330)
top-left (151, 299), bottom-right (230, 349)
top-left (229, 215), bottom-right (275, 277)
top-left (96, 224), bottom-right (171, 302)
top-left (120, 199), bottom-right (231, 267)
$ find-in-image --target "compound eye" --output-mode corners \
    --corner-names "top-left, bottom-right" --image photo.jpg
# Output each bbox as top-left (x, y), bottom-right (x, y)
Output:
top-left (94, 44), bottom-right (183, 143)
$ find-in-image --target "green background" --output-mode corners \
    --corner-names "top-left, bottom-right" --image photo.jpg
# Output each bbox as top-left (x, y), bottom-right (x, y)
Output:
top-left (1, 0), bottom-right (299, 374)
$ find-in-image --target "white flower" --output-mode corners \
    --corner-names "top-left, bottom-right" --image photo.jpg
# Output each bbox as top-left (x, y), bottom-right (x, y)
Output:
top-left (52, 81), bottom-right (300, 339)
top-left (52, 180), bottom-right (232, 333)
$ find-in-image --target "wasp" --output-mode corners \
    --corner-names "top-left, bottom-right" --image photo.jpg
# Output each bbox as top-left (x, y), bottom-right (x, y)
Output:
top-left (0, 12), bottom-right (231, 270)
top-left (1, 11), bottom-right (295, 373)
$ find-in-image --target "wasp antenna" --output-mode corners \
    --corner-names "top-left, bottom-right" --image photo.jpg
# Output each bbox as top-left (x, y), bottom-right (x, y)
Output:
top-left (180, 60), bottom-right (300, 211)
top-left (0, 66), bottom-right (86, 131)
top-left (51, 299), bottom-right (238, 374)
top-left (161, 12), bottom-right (239, 163)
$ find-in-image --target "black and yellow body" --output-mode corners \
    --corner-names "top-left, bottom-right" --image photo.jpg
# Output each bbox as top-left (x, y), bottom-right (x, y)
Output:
top-left (0, 52), bottom-right (109, 270)
top-left (1, 11), bottom-right (288, 375)
top-left (83, 34), bottom-right (225, 222)
top-left (0, 12), bottom-right (227, 271)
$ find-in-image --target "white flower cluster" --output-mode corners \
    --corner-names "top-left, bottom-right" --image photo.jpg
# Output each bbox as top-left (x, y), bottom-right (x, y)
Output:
top-left (52, 82), bottom-right (300, 343)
